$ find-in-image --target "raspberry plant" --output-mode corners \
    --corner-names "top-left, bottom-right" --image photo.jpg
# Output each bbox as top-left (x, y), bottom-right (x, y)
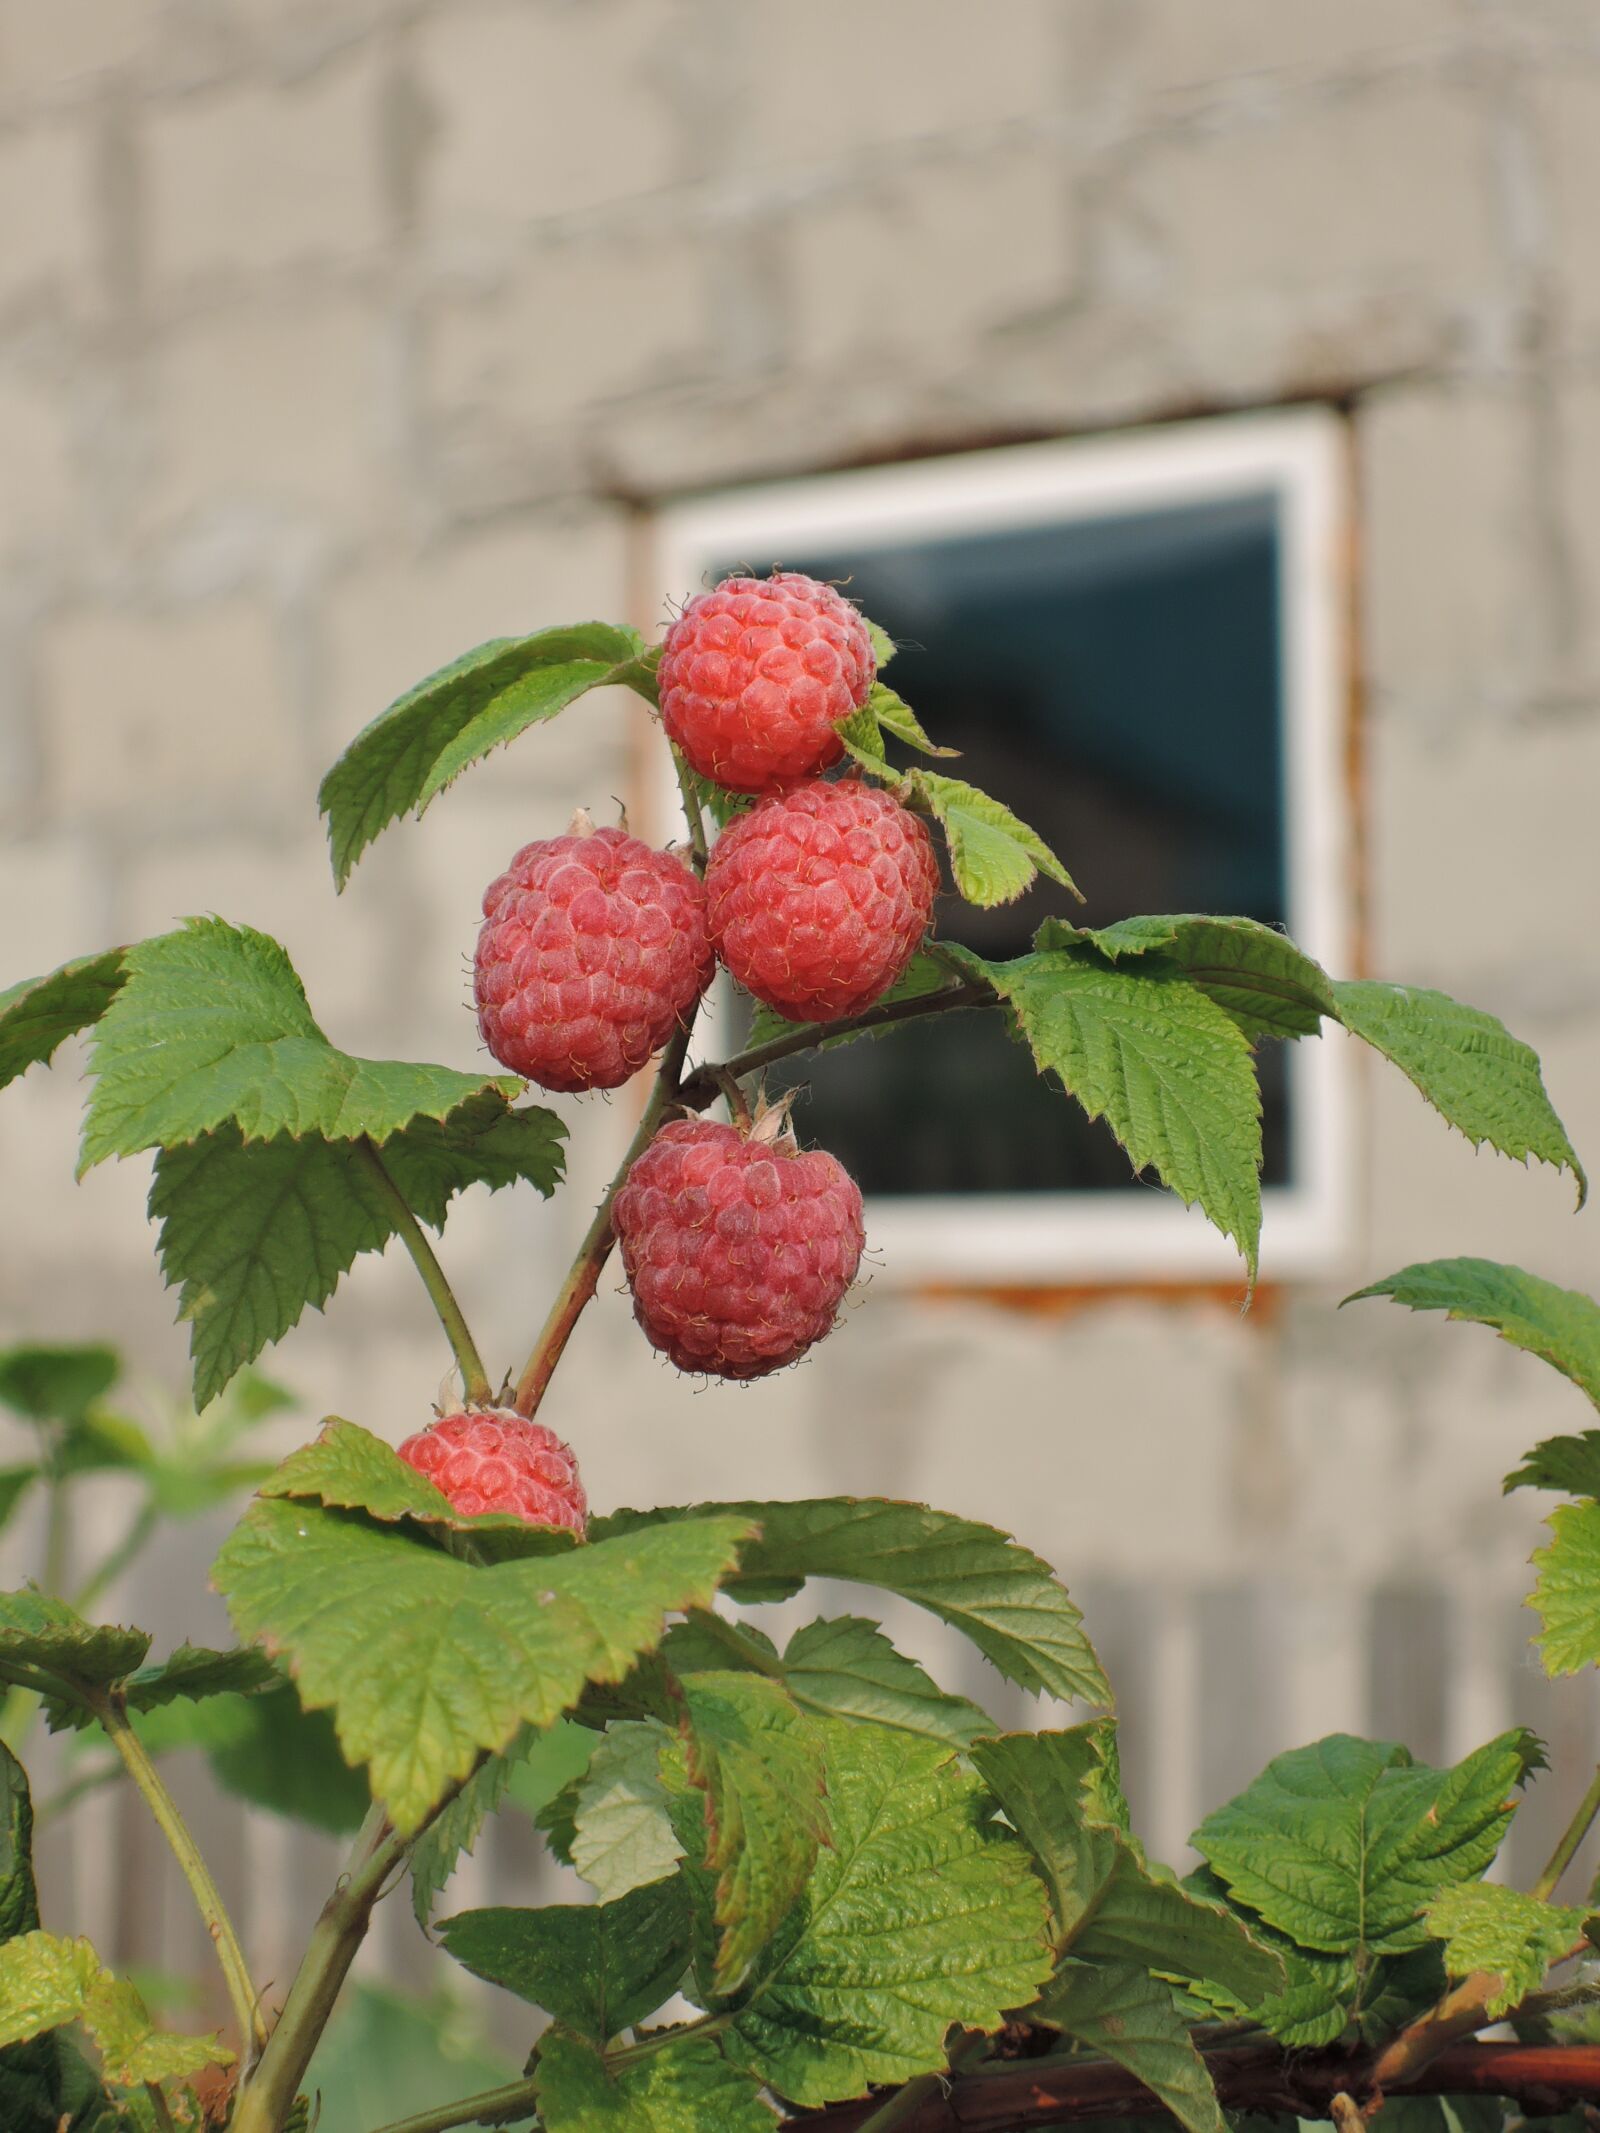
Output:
top-left (0, 573), bottom-right (1598, 2133)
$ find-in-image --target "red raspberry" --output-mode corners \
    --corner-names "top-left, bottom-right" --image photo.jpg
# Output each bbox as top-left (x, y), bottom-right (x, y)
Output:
top-left (397, 1407), bottom-right (587, 1533)
top-left (657, 572), bottom-right (876, 793)
top-left (613, 1116), bottom-right (866, 1379)
top-left (705, 779), bottom-right (939, 1022)
top-left (475, 820), bottom-right (712, 1093)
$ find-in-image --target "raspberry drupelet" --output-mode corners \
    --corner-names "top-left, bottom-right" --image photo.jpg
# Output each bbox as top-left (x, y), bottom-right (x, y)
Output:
top-left (705, 778), bottom-right (939, 1023)
top-left (474, 817), bottom-right (712, 1094)
top-left (657, 572), bottom-right (876, 794)
top-left (613, 1115), bottom-right (866, 1380)
top-left (397, 1407), bottom-right (588, 1532)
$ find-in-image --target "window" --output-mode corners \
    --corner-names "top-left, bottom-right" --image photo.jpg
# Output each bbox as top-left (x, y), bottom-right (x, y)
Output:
top-left (651, 410), bottom-right (1353, 1282)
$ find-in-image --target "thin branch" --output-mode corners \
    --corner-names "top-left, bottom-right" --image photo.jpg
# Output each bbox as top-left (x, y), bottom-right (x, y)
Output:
top-left (798, 2041), bottom-right (1600, 2132)
top-left (678, 980), bottom-right (991, 1112)
top-left (229, 1799), bottom-right (419, 2133)
top-left (511, 1024), bottom-right (691, 1419)
top-left (354, 1137), bottom-right (492, 1404)
top-left (88, 1689), bottom-right (267, 2063)
top-left (671, 745), bottom-right (709, 873)
top-left (367, 2013), bottom-right (730, 2133)
top-left (1534, 1761), bottom-right (1600, 1902)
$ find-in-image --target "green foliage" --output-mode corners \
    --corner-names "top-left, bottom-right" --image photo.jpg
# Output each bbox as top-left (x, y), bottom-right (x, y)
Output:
top-left (0, 1591), bottom-right (149, 1692)
top-left (139, 1681), bottom-right (370, 1836)
top-left (440, 1879), bottom-right (691, 2042)
top-left (971, 1728), bottom-right (1280, 2005)
top-left (80, 918), bottom-right (521, 1168)
top-left (1040, 1960), bottom-right (1226, 2133)
top-left (0, 951), bottom-right (127, 1092)
top-left (593, 1496), bottom-right (1107, 1705)
top-left (0, 1931), bottom-right (228, 2086)
top-left (836, 680), bottom-right (956, 764)
top-left (50, 1643), bottom-right (276, 1731)
top-left (213, 1494), bottom-right (752, 1831)
top-left (710, 1720), bottom-right (1050, 2105)
top-left (678, 1671), bottom-right (828, 1995)
top-left (1193, 1731), bottom-right (1540, 1958)
top-left (568, 1721), bottom-right (684, 1900)
top-left (536, 2025), bottom-right (776, 2133)
top-left (742, 951), bottom-right (961, 1057)
top-left (318, 622), bottom-right (645, 887)
top-left (0, 1745), bottom-right (38, 1945)
top-left (153, 1100), bottom-right (562, 1408)
top-left (777, 1615), bottom-right (992, 1748)
top-left (1423, 1882), bottom-right (1586, 2016)
top-left (0, 1344), bottom-right (119, 1424)
top-left (1349, 1258), bottom-right (1600, 1415)
top-left (1530, 1499), bottom-right (1600, 1674)
top-left (1506, 1430), bottom-right (1600, 1498)
top-left (1331, 980), bottom-right (1586, 1203)
top-left (1068, 913), bottom-right (1336, 1040)
top-left (960, 941), bottom-right (1264, 1276)
top-left (914, 770), bottom-right (1079, 906)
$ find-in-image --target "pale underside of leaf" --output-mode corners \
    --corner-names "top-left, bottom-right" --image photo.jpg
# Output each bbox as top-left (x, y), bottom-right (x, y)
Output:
top-left (569, 1721), bottom-right (685, 1902)
top-left (1530, 1498), bottom-right (1600, 1675)
top-left (1348, 1257), bottom-right (1600, 1418)
top-left (1332, 978), bottom-right (1586, 1205)
top-left (1423, 1881), bottom-right (1586, 2017)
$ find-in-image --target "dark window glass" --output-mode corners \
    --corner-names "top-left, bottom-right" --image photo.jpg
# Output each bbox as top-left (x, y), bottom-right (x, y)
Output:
top-left (717, 490), bottom-right (1290, 1198)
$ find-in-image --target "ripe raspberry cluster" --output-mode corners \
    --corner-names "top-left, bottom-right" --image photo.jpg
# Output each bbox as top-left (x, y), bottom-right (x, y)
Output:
top-left (475, 821), bottom-right (712, 1093)
top-left (398, 1407), bottom-right (588, 1531)
top-left (657, 572), bottom-right (876, 792)
top-left (613, 1116), bottom-right (865, 1379)
top-left (466, 569), bottom-right (934, 1391)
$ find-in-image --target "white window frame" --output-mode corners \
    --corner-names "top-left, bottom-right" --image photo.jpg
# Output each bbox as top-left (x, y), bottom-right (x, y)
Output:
top-left (648, 407), bottom-right (1354, 1284)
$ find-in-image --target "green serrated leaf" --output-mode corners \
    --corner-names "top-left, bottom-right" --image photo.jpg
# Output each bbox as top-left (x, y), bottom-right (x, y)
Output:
top-left (0, 1931), bottom-right (228, 2086)
top-left (409, 1736), bottom-right (530, 1930)
top-left (441, 1879), bottom-right (691, 2043)
top-left (866, 682), bottom-right (956, 757)
top-left (0, 1744), bottom-right (38, 1945)
top-left (1530, 1499), bottom-right (1600, 1674)
top-left (1348, 1258), bottom-right (1600, 1419)
top-left (150, 1099), bottom-right (563, 1408)
top-left (912, 771), bottom-right (1080, 907)
top-left (717, 1719), bottom-right (1051, 2107)
top-left (1333, 980), bottom-right (1586, 1204)
top-left (319, 623), bottom-right (645, 887)
top-left (213, 1502), bottom-right (752, 1833)
top-left (679, 1673), bottom-right (827, 1996)
top-left (185, 1683), bottom-right (370, 1836)
top-left (1193, 1731), bottom-right (1540, 1958)
top-left (0, 1346), bottom-right (121, 1426)
top-left (535, 2024), bottom-right (777, 2132)
top-left (1506, 1430), bottom-right (1600, 1499)
top-left (1424, 1882), bottom-right (1585, 2017)
top-left (0, 1593), bottom-right (148, 1695)
top-left (51, 1644), bottom-right (277, 1732)
top-left (863, 616), bottom-right (896, 670)
top-left (781, 1616), bottom-right (992, 1748)
top-left (80, 917), bottom-right (524, 1172)
top-left (967, 943), bottom-right (1263, 1277)
top-left (0, 951), bottom-right (127, 1092)
top-left (1040, 1960), bottom-right (1225, 2133)
top-left (1081, 914), bottom-right (1335, 1041)
top-left (591, 1497), bottom-right (1108, 1707)
top-left (971, 1729), bottom-right (1281, 2007)
top-left (569, 1722), bottom-right (684, 1900)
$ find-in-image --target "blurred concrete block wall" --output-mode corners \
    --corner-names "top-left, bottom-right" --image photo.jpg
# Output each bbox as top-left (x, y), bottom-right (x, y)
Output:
top-left (4, 0), bottom-right (1600, 2019)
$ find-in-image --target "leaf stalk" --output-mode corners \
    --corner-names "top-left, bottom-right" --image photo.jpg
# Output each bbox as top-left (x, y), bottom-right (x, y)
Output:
top-left (88, 1687), bottom-right (268, 2063)
top-left (354, 1137), bottom-right (493, 1403)
top-left (1533, 1758), bottom-right (1600, 1902)
top-left (510, 1024), bottom-right (691, 1418)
